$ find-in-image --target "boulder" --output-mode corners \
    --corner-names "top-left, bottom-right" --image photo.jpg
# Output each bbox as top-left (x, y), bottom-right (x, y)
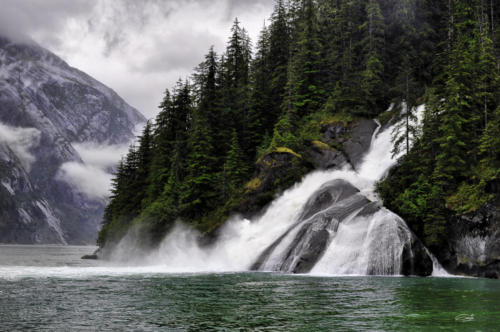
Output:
top-left (251, 178), bottom-right (434, 276)
top-left (81, 254), bottom-right (98, 260)
top-left (298, 179), bottom-right (361, 220)
top-left (401, 236), bottom-right (434, 276)
top-left (306, 141), bottom-right (348, 170)
top-left (318, 118), bottom-right (378, 170)
top-left (286, 194), bottom-right (371, 273)
top-left (341, 119), bottom-right (378, 169)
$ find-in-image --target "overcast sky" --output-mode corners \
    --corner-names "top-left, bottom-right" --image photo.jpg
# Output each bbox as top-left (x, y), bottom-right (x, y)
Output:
top-left (0, 0), bottom-right (274, 118)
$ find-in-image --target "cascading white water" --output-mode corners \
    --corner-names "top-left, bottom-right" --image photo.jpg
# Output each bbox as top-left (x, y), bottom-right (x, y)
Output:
top-left (110, 167), bottom-right (375, 271)
top-left (110, 105), bottom-right (443, 276)
top-left (249, 116), bottom-right (416, 275)
top-left (309, 208), bottom-right (413, 275)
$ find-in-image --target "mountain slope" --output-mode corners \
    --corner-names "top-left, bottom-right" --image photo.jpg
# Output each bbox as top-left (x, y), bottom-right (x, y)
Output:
top-left (0, 36), bottom-right (145, 244)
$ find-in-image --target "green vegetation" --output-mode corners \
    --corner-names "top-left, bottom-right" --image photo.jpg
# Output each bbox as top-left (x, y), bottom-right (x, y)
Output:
top-left (378, 0), bottom-right (500, 252)
top-left (99, 0), bottom-right (500, 250)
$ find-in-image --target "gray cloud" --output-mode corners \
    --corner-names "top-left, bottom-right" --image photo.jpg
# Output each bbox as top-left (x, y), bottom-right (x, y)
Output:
top-left (137, 30), bottom-right (224, 74)
top-left (0, 0), bottom-right (95, 45)
top-left (0, 0), bottom-right (274, 118)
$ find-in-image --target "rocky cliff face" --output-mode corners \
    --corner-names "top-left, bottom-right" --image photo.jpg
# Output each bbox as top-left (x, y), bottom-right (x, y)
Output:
top-left (437, 198), bottom-right (500, 279)
top-left (0, 36), bottom-right (145, 244)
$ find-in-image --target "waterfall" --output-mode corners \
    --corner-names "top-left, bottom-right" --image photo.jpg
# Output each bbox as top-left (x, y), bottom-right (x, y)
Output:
top-left (248, 114), bottom-right (432, 276)
top-left (110, 106), bottom-right (437, 276)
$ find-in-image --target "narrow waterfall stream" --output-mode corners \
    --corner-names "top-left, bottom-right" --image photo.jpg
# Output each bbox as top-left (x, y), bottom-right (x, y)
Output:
top-left (110, 110), bottom-right (438, 276)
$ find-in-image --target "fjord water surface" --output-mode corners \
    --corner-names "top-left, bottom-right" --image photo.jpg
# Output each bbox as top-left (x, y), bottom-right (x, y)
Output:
top-left (1, 245), bottom-right (500, 331)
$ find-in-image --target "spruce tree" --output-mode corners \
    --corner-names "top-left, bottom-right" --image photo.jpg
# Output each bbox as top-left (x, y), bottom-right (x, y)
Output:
top-left (360, 0), bottom-right (386, 115)
top-left (146, 89), bottom-right (174, 204)
top-left (180, 107), bottom-right (218, 218)
top-left (248, 24), bottom-right (272, 155)
top-left (269, 0), bottom-right (291, 122)
top-left (219, 19), bottom-right (252, 154)
top-left (223, 130), bottom-right (249, 196)
top-left (136, 121), bottom-right (153, 210)
top-left (433, 0), bottom-right (482, 187)
top-left (193, 47), bottom-right (224, 160)
top-left (286, 0), bottom-right (324, 123)
top-left (392, 56), bottom-right (419, 157)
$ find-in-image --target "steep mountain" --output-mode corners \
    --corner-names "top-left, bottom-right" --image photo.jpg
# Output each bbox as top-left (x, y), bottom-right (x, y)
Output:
top-left (0, 36), bottom-right (145, 244)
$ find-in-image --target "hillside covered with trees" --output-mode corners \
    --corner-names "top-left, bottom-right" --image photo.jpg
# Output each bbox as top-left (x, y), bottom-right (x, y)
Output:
top-left (98, 0), bottom-right (500, 259)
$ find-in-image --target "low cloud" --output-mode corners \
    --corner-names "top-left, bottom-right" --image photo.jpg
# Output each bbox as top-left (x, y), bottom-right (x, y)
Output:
top-left (57, 142), bottom-right (130, 200)
top-left (73, 142), bottom-right (129, 170)
top-left (58, 162), bottom-right (113, 200)
top-left (0, 122), bottom-right (41, 171)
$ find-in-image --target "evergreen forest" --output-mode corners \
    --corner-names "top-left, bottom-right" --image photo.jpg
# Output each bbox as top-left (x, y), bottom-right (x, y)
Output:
top-left (98, 0), bottom-right (500, 254)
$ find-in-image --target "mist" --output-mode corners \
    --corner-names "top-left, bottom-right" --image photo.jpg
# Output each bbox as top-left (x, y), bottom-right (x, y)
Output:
top-left (57, 142), bottom-right (130, 200)
top-left (0, 122), bottom-right (41, 171)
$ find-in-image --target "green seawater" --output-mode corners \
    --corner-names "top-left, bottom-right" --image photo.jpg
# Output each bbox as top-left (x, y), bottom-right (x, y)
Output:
top-left (0, 245), bottom-right (499, 331)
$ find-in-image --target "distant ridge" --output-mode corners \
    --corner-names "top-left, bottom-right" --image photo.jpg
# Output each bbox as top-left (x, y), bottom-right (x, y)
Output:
top-left (0, 35), bottom-right (145, 244)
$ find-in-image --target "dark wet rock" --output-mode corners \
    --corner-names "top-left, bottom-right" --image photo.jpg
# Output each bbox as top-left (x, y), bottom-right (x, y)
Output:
top-left (436, 199), bottom-right (500, 279)
top-left (251, 179), bottom-right (364, 271)
top-left (238, 119), bottom-right (378, 222)
top-left (299, 179), bottom-right (360, 220)
top-left (252, 178), bottom-right (433, 276)
top-left (322, 122), bottom-right (348, 142)
top-left (284, 194), bottom-right (371, 273)
top-left (252, 193), bottom-right (369, 273)
top-left (306, 142), bottom-right (347, 170)
top-left (357, 202), bottom-right (381, 217)
top-left (401, 236), bottom-right (434, 277)
top-left (317, 119), bottom-right (378, 170)
top-left (341, 119), bottom-right (378, 169)
top-left (82, 248), bottom-right (102, 260)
